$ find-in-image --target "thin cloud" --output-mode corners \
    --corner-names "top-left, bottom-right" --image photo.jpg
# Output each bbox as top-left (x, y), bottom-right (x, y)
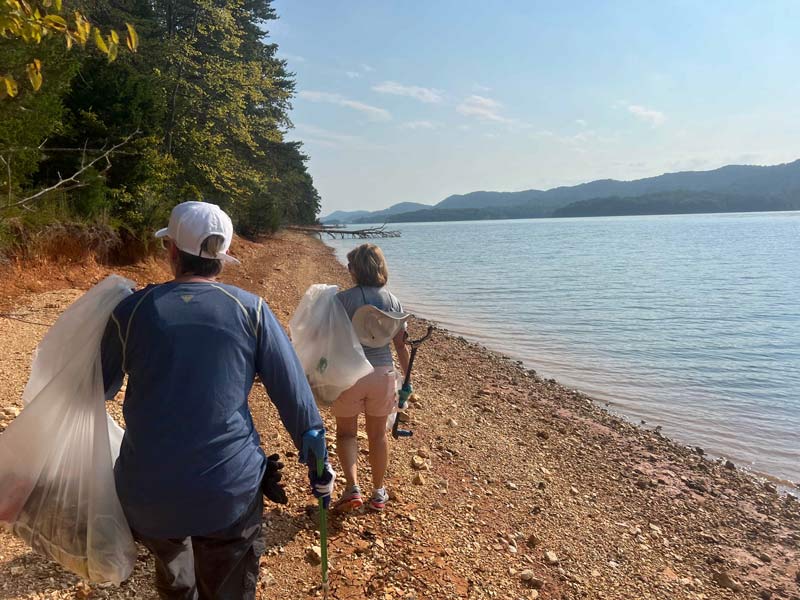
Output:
top-left (345, 71), bottom-right (361, 79)
top-left (281, 52), bottom-right (306, 63)
top-left (456, 95), bottom-right (513, 124)
top-left (293, 124), bottom-right (361, 146)
top-left (473, 83), bottom-right (491, 93)
top-left (373, 81), bottom-right (443, 104)
top-left (627, 104), bottom-right (665, 126)
top-left (298, 91), bottom-right (391, 121)
top-left (361, 64), bottom-right (375, 72)
top-left (401, 120), bottom-right (440, 130)
top-left (575, 119), bottom-right (588, 127)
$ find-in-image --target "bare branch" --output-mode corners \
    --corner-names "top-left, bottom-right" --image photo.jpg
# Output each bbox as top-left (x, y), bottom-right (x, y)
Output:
top-left (0, 131), bottom-right (139, 214)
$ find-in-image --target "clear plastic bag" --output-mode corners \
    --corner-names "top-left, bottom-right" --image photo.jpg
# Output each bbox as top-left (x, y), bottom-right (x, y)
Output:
top-left (289, 284), bottom-right (373, 406)
top-left (0, 275), bottom-right (138, 584)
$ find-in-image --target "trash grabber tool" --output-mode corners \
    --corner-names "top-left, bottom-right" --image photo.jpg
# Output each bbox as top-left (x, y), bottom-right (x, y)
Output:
top-left (315, 455), bottom-right (329, 599)
top-left (302, 429), bottom-right (330, 598)
top-left (393, 325), bottom-right (434, 439)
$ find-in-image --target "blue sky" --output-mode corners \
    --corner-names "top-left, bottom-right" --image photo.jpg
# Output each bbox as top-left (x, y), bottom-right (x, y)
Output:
top-left (269, 1), bottom-right (800, 215)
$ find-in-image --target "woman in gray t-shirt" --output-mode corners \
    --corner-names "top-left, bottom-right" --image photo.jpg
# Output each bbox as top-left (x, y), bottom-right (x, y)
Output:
top-left (331, 244), bottom-right (410, 512)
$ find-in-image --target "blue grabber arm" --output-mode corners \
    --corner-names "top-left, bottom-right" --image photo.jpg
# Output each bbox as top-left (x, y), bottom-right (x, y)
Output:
top-left (393, 325), bottom-right (434, 439)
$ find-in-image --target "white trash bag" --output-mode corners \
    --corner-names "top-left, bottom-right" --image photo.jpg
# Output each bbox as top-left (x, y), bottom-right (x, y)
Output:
top-left (0, 275), bottom-right (138, 584)
top-left (289, 284), bottom-right (372, 406)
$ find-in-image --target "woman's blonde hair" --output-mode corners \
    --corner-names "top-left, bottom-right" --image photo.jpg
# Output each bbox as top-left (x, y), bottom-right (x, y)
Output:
top-left (347, 244), bottom-right (389, 287)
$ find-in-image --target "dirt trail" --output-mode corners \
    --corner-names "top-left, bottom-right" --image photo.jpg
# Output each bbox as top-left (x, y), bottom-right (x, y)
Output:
top-left (1, 232), bottom-right (798, 600)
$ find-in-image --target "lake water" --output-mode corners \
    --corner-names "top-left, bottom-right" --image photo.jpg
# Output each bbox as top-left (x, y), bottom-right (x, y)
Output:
top-left (325, 212), bottom-right (800, 488)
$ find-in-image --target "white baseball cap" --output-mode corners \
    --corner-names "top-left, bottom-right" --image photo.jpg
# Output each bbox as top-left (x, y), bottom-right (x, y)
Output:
top-left (155, 201), bottom-right (239, 264)
top-left (351, 305), bottom-right (411, 348)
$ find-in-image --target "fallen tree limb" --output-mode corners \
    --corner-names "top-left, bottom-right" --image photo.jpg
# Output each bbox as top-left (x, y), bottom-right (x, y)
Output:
top-left (1, 131), bottom-right (140, 214)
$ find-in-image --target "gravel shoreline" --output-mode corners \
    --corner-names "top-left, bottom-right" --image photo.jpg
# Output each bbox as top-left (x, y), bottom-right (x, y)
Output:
top-left (0, 231), bottom-right (798, 599)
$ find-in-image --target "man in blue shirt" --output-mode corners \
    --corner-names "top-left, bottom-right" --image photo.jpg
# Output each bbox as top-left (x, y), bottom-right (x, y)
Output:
top-left (101, 202), bottom-right (335, 600)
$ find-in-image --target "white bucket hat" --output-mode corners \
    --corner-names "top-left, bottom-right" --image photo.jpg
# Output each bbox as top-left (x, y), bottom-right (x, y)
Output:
top-left (351, 305), bottom-right (411, 348)
top-left (155, 201), bottom-right (239, 264)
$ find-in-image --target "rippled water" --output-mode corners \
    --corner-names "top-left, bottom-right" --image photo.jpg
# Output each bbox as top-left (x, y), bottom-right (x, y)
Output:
top-left (325, 212), bottom-right (800, 487)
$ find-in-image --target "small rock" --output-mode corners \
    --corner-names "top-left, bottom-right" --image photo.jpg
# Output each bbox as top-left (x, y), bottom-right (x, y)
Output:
top-left (763, 482), bottom-right (778, 494)
top-left (306, 546), bottom-right (322, 565)
top-left (760, 590), bottom-right (772, 600)
top-left (529, 591), bottom-right (539, 599)
top-left (724, 460), bottom-right (736, 470)
top-left (649, 523), bottom-right (662, 535)
top-left (569, 486), bottom-right (579, 496)
top-left (695, 446), bottom-right (705, 456)
top-left (446, 418), bottom-right (458, 427)
top-left (416, 448), bottom-right (430, 459)
top-left (712, 570), bottom-right (743, 593)
top-left (10, 566), bottom-right (23, 575)
top-left (411, 455), bottom-right (426, 470)
top-left (758, 553), bottom-right (771, 564)
top-left (544, 551), bottom-right (559, 565)
top-left (535, 430), bottom-right (549, 440)
top-left (526, 534), bottom-right (542, 548)
top-left (412, 473), bottom-right (425, 486)
top-left (506, 482), bottom-right (518, 490)
top-left (519, 570), bottom-right (545, 589)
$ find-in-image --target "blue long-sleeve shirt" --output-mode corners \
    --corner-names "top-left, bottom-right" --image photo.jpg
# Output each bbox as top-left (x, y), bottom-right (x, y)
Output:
top-left (101, 281), bottom-right (323, 538)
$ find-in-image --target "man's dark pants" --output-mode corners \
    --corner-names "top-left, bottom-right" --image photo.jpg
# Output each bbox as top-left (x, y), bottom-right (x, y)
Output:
top-left (134, 493), bottom-right (265, 600)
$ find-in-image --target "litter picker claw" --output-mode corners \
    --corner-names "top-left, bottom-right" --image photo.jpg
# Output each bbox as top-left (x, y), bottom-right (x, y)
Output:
top-left (392, 325), bottom-right (434, 439)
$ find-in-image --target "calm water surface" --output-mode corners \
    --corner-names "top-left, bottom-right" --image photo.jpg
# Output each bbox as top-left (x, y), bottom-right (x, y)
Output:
top-left (326, 212), bottom-right (800, 487)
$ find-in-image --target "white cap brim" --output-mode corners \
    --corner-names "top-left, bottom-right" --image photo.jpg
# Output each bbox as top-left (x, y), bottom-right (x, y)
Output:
top-left (218, 253), bottom-right (241, 265)
top-left (154, 228), bottom-right (169, 238)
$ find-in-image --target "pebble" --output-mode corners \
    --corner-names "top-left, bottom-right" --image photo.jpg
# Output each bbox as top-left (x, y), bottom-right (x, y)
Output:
top-left (416, 447), bottom-right (430, 459)
top-left (306, 546), bottom-right (322, 565)
top-left (544, 551), bottom-right (559, 565)
top-left (724, 460), bottom-right (736, 470)
top-left (526, 534), bottom-right (541, 548)
top-left (446, 418), bottom-right (458, 427)
top-left (411, 455), bottom-right (426, 470)
top-left (569, 486), bottom-right (579, 496)
top-left (412, 473), bottom-right (425, 486)
top-left (506, 482), bottom-right (518, 490)
top-left (712, 570), bottom-right (743, 593)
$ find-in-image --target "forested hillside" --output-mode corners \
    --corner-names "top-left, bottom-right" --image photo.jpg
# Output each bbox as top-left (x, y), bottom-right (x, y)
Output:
top-left (0, 0), bottom-right (319, 260)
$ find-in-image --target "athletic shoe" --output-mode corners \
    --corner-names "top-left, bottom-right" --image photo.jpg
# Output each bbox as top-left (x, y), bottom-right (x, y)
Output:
top-left (332, 485), bottom-right (363, 513)
top-left (368, 488), bottom-right (389, 511)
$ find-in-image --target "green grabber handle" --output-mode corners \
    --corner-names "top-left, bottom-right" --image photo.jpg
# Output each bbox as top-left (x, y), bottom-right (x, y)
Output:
top-left (316, 456), bottom-right (329, 597)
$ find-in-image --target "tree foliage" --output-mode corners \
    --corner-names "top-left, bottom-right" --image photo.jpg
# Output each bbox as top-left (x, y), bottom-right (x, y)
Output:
top-left (0, 0), bottom-right (138, 95)
top-left (0, 0), bottom-right (321, 256)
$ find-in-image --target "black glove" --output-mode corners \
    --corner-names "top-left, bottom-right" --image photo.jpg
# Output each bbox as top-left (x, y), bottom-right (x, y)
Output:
top-left (261, 453), bottom-right (288, 504)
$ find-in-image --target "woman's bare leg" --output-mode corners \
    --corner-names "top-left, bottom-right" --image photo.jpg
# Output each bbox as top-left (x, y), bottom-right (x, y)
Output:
top-left (335, 416), bottom-right (359, 488)
top-left (365, 415), bottom-right (390, 490)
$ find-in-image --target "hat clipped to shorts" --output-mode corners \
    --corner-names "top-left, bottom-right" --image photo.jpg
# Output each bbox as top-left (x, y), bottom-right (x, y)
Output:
top-left (155, 201), bottom-right (239, 264)
top-left (351, 305), bottom-right (411, 348)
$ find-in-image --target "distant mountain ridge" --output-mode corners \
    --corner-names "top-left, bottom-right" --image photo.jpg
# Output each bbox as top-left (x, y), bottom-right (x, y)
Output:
top-left (320, 159), bottom-right (800, 223)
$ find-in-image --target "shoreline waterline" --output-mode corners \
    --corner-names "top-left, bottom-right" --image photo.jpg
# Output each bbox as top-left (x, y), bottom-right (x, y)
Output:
top-left (322, 217), bottom-right (800, 493)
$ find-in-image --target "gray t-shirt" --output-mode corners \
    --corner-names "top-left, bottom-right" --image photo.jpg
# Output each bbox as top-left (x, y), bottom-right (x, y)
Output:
top-left (337, 286), bottom-right (403, 367)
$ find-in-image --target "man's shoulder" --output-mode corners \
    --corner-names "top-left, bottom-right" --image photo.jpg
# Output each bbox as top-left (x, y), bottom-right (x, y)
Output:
top-left (209, 282), bottom-right (263, 309)
top-left (112, 284), bottom-right (158, 318)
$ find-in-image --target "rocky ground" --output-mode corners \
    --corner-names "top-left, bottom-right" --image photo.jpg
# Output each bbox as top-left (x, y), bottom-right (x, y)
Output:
top-left (0, 231), bottom-right (798, 600)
